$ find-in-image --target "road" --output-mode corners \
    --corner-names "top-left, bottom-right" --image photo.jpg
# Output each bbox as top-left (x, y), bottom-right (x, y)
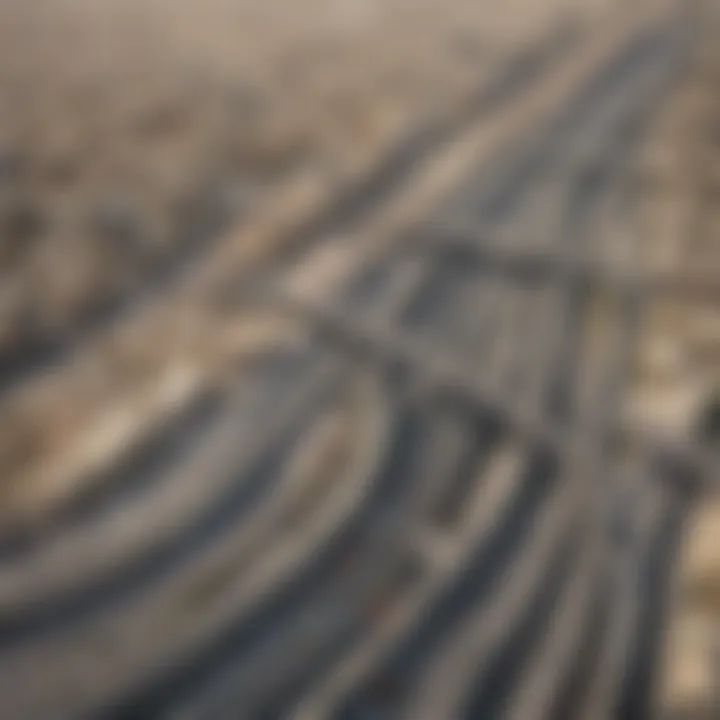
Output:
top-left (0, 6), bottom-right (711, 719)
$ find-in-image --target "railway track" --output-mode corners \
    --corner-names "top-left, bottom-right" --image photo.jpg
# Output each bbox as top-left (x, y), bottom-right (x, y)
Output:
top-left (0, 6), bottom-right (714, 719)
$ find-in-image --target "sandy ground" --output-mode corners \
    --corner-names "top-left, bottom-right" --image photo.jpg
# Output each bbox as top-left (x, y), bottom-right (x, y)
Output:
top-left (0, 0), bottom-right (609, 330)
top-left (0, 0), bottom-right (628, 329)
top-left (631, 6), bottom-right (720, 715)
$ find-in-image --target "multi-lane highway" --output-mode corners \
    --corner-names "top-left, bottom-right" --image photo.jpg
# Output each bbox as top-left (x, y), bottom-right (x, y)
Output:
top-left (0, 6), bottom-right (713, 719)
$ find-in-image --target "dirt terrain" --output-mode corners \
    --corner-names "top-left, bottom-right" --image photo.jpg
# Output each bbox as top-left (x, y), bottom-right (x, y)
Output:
top-left (0, 0), bottom-right (597, 353)
top-left (633, 6), bottom-right (720, 716)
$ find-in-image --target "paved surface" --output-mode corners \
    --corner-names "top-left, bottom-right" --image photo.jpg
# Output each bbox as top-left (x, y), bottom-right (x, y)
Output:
top-left (0, 2), bottom-right (717, 718)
